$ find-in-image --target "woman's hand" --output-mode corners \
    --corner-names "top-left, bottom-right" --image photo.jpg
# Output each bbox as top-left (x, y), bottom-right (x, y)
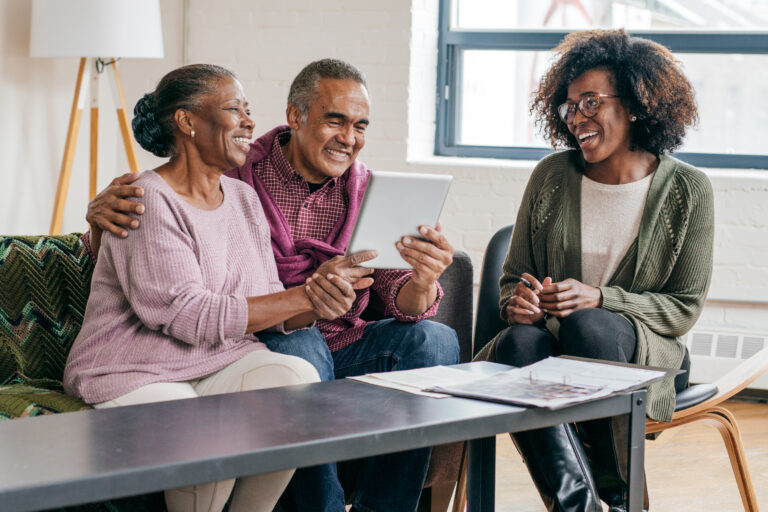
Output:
top-left (539, 278), bottom-right (602, 318)
top-left (505, 273), bottom-right (551, 325)
top-left (305, 273), bottom-right (357, 320)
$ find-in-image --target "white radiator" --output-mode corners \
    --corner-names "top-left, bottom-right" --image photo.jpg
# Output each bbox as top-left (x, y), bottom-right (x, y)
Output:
top-left (683, 329), bottom-right (768, 391)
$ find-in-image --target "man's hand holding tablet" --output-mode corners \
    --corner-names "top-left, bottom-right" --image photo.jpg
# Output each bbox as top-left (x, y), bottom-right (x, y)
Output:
top-left (396, 223), bottom-right (454, 291)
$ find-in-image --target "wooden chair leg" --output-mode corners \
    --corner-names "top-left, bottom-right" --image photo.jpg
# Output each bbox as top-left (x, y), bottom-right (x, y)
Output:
top-left (701, 407), bottom-right (760, 512)
top-left (427, 481), bottom-right (457, 512)
top-left (452, 442), bottom-right (467, 512)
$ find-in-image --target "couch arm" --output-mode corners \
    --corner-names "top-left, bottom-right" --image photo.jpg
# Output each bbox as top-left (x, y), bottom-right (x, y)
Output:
top-left (433, 250), bottom-right (474, 363)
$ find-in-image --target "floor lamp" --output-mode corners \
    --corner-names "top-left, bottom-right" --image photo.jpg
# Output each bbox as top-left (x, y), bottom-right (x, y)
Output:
top-left (30, 0), bottom-right (164, 235)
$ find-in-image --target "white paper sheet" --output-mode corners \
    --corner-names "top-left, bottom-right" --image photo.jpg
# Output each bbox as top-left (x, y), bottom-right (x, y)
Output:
top-left (347, 365), bottom-right (488, 398)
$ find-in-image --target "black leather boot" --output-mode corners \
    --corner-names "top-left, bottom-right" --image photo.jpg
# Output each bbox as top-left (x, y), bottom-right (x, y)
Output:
top-left (576, 416), bottom-right (650, 512)
top-left (511, 423), bottom-right (602, 512)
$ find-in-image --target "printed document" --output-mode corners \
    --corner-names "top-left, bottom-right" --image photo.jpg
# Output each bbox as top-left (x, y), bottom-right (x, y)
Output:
top-left (428, 357), bottom-right (669, 409)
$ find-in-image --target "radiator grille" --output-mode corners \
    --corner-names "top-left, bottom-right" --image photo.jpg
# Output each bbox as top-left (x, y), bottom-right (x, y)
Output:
top-left (690, 332), bottom-right (714, 356)
top-left (684, 329), bottom-right (768, 391)
top-left (715, 334), bottom-right (739, 358)
top-left (742, 336), bottom-right (766, 359)
top-left (686, 330), bottom-right (766, 360)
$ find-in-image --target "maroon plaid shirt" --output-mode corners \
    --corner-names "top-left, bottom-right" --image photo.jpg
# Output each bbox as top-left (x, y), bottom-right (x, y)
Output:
top-left (255, 131), bottom-right (441, 351)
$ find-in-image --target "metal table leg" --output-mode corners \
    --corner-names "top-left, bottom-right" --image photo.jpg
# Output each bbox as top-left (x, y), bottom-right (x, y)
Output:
top-left (627, 390), bottom-right (647, 512)
top-left (467, 436), bottom-right (495, 512)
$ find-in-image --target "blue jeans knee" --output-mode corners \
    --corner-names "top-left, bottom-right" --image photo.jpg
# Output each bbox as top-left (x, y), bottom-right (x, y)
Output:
top-left (408, 319), bottom-right (460, 367)
top-left (370, 318), bottom-right (460, 369)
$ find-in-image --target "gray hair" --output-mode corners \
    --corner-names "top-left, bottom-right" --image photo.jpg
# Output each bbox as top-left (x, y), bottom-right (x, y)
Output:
top-left (287, 58), bottom-right (368, 118)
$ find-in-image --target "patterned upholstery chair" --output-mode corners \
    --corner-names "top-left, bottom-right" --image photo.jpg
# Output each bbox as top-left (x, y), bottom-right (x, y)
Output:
top-left (0, 233), bottom-right (474, 511)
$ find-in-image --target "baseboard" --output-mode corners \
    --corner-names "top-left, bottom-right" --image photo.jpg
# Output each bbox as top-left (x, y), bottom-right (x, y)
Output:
top-left (734, 389), bottom-right (768, 403)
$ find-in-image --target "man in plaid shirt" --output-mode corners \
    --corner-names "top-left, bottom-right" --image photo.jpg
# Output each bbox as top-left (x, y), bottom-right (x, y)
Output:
top-left (86, 59), bottom-right (459, 512)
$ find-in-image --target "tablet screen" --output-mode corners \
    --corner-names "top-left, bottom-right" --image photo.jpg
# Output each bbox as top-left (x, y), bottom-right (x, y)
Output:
top-left (346, 171), bottom-right (453, 268)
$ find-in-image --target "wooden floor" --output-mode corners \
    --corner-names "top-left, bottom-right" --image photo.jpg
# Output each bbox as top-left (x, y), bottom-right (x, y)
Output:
top-left (492, 399), bottom-right (768, 511)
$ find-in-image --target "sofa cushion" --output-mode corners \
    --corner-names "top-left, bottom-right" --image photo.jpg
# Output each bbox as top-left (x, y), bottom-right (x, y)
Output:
top-left (0, 234), bottom-right (93, 387)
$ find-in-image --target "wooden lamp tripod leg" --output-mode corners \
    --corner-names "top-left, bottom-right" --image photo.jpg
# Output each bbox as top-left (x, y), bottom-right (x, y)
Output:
top-left (109, 61), bottom-right (140, 173)
top-left (89, 64), bottom-right (99, 200)
top-left (50, 57), bottom-right (89, 235)
top-left (49, 58), bottom-right (139, 234)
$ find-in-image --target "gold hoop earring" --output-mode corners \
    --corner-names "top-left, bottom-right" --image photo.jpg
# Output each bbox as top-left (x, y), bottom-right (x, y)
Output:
top-left (629, 115), bottom-right (637, 122)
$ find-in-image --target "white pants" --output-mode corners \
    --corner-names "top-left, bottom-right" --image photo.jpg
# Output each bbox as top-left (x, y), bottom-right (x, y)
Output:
top-left (95, 350), bottom-right (320, 512)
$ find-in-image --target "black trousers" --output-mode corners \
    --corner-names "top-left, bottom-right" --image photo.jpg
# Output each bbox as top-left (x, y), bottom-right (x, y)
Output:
top-left (494, 308), bottom-right (690, 391)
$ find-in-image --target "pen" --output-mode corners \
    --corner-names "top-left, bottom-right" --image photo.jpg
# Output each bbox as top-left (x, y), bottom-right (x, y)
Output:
top-left (520, 277), bottom-right (550, 320)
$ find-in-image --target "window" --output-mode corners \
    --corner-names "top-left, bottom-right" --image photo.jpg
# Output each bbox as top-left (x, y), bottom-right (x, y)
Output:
top-left (436, 0), bottom-right (768, 168)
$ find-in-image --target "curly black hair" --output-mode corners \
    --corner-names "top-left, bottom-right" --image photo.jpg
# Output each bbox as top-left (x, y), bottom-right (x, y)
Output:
top-left (531, 29), bottom-right (698, 155)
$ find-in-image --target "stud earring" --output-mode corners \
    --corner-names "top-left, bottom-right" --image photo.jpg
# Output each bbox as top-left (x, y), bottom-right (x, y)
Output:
top-left (629, 115), bottom-right (637, 122)
top-left (190, 129), bottom-right (196, 138)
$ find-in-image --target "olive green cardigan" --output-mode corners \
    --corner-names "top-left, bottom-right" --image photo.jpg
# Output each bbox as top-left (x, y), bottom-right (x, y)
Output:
top-left (476, 150), bottom-right (714, 421)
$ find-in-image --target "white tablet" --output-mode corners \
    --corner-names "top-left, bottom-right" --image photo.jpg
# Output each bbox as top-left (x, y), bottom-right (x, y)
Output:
top-left (346, 171), bottom-right (453, 269)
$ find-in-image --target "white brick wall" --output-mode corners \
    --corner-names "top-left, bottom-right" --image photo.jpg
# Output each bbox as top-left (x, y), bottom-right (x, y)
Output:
top-left (1, 0), bottom-right (766, 335)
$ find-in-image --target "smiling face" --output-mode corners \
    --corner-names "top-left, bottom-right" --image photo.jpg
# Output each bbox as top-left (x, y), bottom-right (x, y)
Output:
top-left (565, 68), bottom-right (633, 166)
top-left (189, 77), bottom-right (254, 170)
top-left (285, 78), bottom-right (370, 183)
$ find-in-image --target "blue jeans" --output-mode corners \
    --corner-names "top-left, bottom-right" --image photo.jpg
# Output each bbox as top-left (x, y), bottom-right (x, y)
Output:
top-left (260, 319), bottom-right (460, 512)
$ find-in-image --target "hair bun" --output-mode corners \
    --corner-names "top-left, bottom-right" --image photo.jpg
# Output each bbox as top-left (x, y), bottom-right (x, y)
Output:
top-left (132, 93), bottom-right (172, 157)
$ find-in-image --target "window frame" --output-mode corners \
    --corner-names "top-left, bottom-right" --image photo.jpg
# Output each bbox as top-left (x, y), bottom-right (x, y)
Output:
top-left (435, 0), bottom-right (768, 168)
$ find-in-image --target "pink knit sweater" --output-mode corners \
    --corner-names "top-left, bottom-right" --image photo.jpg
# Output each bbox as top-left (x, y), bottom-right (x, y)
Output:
top-left (64, 171), bottom-right (283, 403)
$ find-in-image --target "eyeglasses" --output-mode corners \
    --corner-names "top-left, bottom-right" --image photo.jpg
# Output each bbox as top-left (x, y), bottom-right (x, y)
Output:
top-left (557, 94), bottom-right (619, 124)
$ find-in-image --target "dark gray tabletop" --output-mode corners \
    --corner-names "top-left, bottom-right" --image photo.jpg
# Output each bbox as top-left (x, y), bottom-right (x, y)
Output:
top-left (0, 362), bottom-right (639, 511)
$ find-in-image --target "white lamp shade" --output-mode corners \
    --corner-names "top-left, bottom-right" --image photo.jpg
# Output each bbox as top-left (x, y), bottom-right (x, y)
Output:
top-left (30, 0), bottom-right (164, 58)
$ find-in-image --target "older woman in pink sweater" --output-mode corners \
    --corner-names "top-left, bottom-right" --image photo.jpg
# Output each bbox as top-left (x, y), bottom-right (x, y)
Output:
top-left (64, 64), bottom-right (359, 512)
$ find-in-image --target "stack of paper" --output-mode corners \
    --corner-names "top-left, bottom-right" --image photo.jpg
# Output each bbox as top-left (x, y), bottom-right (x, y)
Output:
top-left (349, 357), bottom-right (671, 409)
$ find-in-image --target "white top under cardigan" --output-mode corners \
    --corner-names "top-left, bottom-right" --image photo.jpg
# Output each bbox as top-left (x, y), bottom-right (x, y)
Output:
top-left (581, 172), bottom-right (654, 287)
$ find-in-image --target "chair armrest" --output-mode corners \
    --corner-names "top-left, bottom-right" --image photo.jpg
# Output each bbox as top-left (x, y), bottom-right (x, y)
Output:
top-left (433, 251), bottom-right (474, 363)
top-left (709, 346), bottom-right (768, 404)
top-left (673, 346), bottom-right (768, 419)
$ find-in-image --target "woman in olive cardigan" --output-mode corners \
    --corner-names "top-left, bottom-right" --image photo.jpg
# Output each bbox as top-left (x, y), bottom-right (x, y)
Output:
top-left (475, 30), bottom-right (714, 512)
